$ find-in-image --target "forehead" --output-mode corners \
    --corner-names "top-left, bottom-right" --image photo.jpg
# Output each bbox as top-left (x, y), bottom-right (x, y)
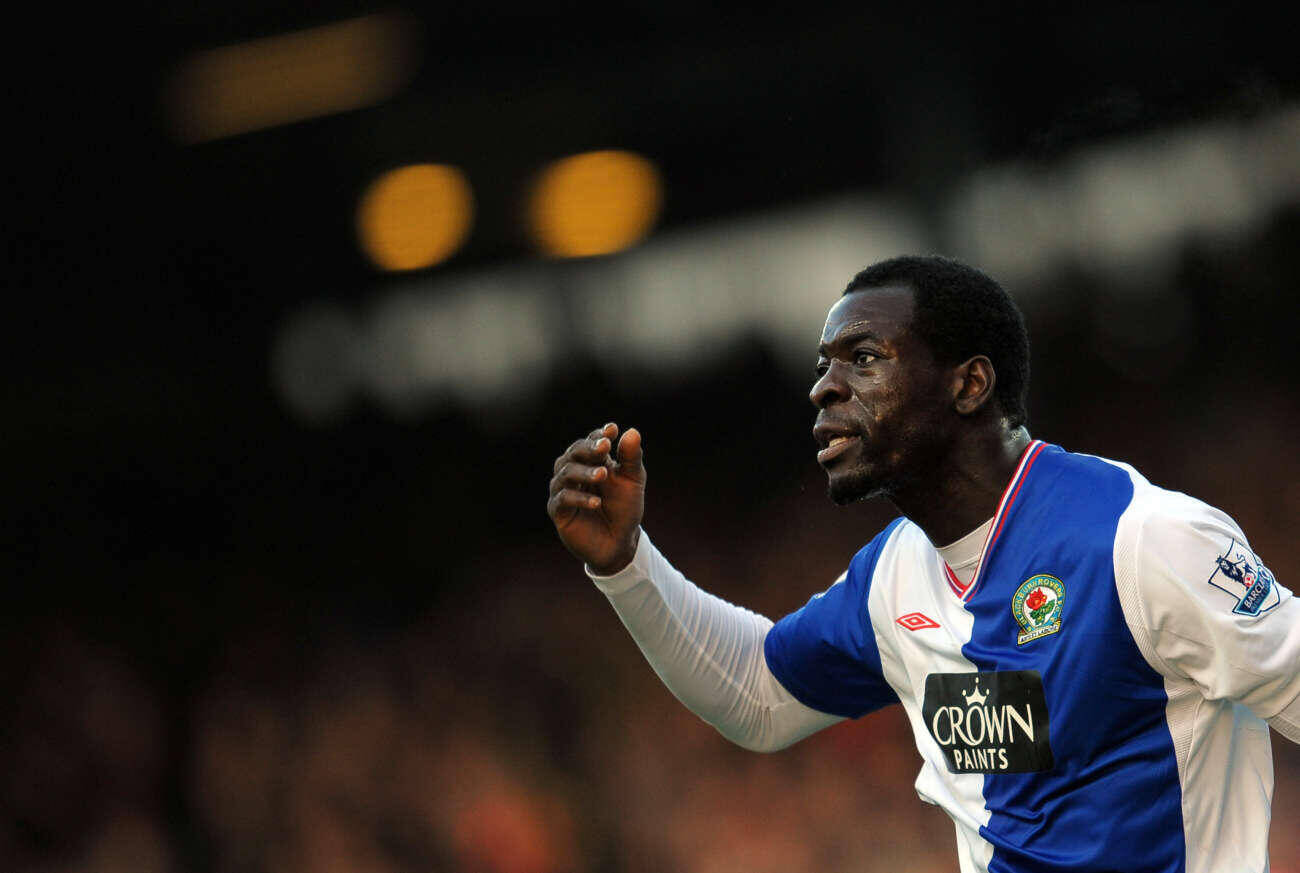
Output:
top-left (819, 284), bottom-right (915, 347)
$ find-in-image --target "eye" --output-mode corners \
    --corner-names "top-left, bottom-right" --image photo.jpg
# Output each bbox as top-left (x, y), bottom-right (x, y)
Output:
top-left (853, 350), bottom-right (877, 366)
top-left (814, 361), bottom-right (829, 377)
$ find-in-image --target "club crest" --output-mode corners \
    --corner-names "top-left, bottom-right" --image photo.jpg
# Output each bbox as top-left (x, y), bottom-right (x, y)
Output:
top-left (1208, 538), bottom-right (1279, 617)
top-left (1012, 575), bottom-right (1064, 645)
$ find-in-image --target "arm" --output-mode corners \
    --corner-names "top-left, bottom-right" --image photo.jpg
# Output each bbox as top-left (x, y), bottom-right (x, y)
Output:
top-left (587, 529), bottom-right (841, 751)
top-left (547, 423), bottom-right (841, 751)
top-left (1124, 493), bottom-right (1300, 742)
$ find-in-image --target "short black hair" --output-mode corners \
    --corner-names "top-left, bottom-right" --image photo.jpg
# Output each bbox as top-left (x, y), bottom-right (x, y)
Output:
top-left (845, 255), bottom-right (1030, 428)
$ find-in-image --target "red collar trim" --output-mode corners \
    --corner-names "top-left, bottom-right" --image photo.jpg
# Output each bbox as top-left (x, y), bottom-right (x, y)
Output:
top-left (957, 440), bottom-right (1046, 603)
top-left (943, 562), bottom-right (969, 597)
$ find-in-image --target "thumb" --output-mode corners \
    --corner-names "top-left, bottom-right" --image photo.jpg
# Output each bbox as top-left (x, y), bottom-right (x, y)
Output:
top-left (616, 428), bottom-right (644, 479)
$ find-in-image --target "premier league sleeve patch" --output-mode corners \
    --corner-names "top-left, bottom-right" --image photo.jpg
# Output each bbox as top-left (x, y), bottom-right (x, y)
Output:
top-left (1011, 574), bottom-right (1064, 645)
top-left (1207, 538), bottom-right (1280, 617)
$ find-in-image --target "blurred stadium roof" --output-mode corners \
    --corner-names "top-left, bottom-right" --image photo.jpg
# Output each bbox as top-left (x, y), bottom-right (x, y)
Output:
top-left (14, 2), bottom-right (1298, 410)
top-left (8, 1), bottom-right (1300, 602)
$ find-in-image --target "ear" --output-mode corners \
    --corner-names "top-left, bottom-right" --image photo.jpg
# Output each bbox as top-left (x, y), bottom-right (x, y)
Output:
top-left (951, 355), bottom-right (997, 416)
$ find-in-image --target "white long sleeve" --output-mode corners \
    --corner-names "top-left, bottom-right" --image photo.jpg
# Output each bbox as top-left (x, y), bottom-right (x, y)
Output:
top-left (1118, 489), bottom-right (1300, 743)
top-left (586, 529), bottom-right (843, 752)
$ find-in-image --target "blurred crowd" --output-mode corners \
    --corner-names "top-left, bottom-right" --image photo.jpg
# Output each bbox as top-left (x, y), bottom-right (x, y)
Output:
top-left (6, 396), bottom-right (1299, 873)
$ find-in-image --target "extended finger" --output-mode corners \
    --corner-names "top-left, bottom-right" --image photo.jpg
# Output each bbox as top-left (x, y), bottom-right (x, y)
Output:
top-left (548, 488), bottom-right (602, 516)
top-left (550, 461), bottom-right (609, 494)
top-left (556, 436), bottom-right (615, 471)
top-left (615, 427), bottom-right (644, 477)
top-left (582, 423), bottom-right (619, 460)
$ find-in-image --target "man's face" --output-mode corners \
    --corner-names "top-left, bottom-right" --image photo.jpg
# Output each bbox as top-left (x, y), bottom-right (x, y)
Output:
top-left (811, 285), bottom-right (952, 504)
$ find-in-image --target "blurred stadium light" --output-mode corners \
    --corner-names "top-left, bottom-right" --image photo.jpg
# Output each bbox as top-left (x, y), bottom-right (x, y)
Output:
top-left (270, 303), bottom-right (361, 424)
top-left (272, 196), bottom-right (925, 423)
top-left (362, 272), bottom-right (551, 424)
top-left (528, 150), bottom-right (663, 257)
top-left (567, 197), bottom-right (926, 376)
top-left (273, 102), bottom-right (1300, 424)
top-left (165, 12), bottom-right (419, 143)
top-left (945, 105), bottom-right (1300, 286)
top-left (272, 268), bottom-right (552, 426)
top-left (357, 164), bottom-right (475, 271)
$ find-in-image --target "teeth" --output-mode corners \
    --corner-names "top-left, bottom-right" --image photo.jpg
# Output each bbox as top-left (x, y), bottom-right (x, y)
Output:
top-left (829, 436), bottom-right (849, 447)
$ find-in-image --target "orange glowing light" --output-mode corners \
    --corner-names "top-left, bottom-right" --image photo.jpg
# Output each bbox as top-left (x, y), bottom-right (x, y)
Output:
top-left (167, 13), bottom-right (418, 143)
top-left (356, 164), bottom-right (474, 271)
top-left (528, 150), bottom-right (663, 258)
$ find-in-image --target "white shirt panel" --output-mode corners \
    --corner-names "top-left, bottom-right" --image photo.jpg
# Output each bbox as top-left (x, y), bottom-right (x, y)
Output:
top-left (868, 521), bottom-right (994, 872)
top-left (1110, 462), bottom-right (1298, 873)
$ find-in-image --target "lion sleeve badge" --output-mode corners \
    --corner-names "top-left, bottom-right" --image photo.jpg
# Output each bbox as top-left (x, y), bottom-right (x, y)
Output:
top-left (1207, 538), bottom-right (1280, 617)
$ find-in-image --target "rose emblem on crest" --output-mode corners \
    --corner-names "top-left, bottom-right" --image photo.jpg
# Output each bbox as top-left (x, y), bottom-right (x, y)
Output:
top-left (1025, 588), bottom-right (1054, 624)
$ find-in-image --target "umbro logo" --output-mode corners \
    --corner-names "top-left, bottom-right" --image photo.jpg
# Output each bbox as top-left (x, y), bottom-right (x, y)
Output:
top-left (897, 612), bottom-right (940, 631)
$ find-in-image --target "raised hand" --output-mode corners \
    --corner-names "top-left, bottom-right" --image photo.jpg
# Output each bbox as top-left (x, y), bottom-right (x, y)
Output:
top-left (547, 422), bottom-right (645, 575)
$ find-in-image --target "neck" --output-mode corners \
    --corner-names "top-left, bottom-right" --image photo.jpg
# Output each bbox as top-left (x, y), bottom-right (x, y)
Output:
top-left (889, 426), bottom-right (1032, 546)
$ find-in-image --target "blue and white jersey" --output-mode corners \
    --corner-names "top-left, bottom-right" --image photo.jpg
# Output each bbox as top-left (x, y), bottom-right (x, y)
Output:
top-left (765, 441), bottom-right (1300, 873)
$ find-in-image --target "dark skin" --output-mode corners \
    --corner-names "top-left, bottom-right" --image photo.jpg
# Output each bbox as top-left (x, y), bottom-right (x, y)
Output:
top-left (811, 284), bottom-right (1030, 545)
top-left (547, 283), bottom-right (1030, 572)
top-left (547, 423), bottom-right (645, 575)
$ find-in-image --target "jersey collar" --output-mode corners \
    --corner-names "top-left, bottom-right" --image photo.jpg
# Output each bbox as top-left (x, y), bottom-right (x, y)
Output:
top-left (943, 439), bottom-right (1047, 602)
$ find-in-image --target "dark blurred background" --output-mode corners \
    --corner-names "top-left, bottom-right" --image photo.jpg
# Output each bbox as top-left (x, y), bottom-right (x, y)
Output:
top-left (6, 3), bottom-right (1299, 872)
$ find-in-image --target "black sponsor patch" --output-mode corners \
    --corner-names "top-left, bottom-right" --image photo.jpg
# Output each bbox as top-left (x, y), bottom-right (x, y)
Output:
top-left (922, 671), bottom-right (1054, 774)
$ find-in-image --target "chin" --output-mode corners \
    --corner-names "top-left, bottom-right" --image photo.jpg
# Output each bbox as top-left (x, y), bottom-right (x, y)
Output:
top-left (826, 468), bottom-right (886, 505)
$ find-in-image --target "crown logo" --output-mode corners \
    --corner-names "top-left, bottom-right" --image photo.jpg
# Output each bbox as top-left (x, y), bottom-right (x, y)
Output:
top-left (962, 677), bottom-right (988, 706)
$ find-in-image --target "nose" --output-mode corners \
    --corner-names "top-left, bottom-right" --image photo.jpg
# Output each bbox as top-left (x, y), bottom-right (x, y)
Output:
top-left (809, 360), bottom-right (851, 409)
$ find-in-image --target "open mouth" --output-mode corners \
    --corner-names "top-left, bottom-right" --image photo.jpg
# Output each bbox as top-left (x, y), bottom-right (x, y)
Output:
top-left (817, 434), bottom-right (861, 465)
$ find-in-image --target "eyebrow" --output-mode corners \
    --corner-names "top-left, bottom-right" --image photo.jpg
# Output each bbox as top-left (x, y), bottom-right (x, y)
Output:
top-left (818, 326), bottom-right (883, 356)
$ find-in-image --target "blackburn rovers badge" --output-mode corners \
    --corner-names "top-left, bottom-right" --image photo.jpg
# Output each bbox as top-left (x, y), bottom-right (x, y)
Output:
top-left (1012, 574), bottom-right (1064, 645)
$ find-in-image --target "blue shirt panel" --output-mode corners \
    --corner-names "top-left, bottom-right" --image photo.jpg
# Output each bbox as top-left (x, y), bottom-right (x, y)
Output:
top-left (763, 517), bottom-right (905, 719)
top-left (963, 446), bottom-right (1185, 873)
